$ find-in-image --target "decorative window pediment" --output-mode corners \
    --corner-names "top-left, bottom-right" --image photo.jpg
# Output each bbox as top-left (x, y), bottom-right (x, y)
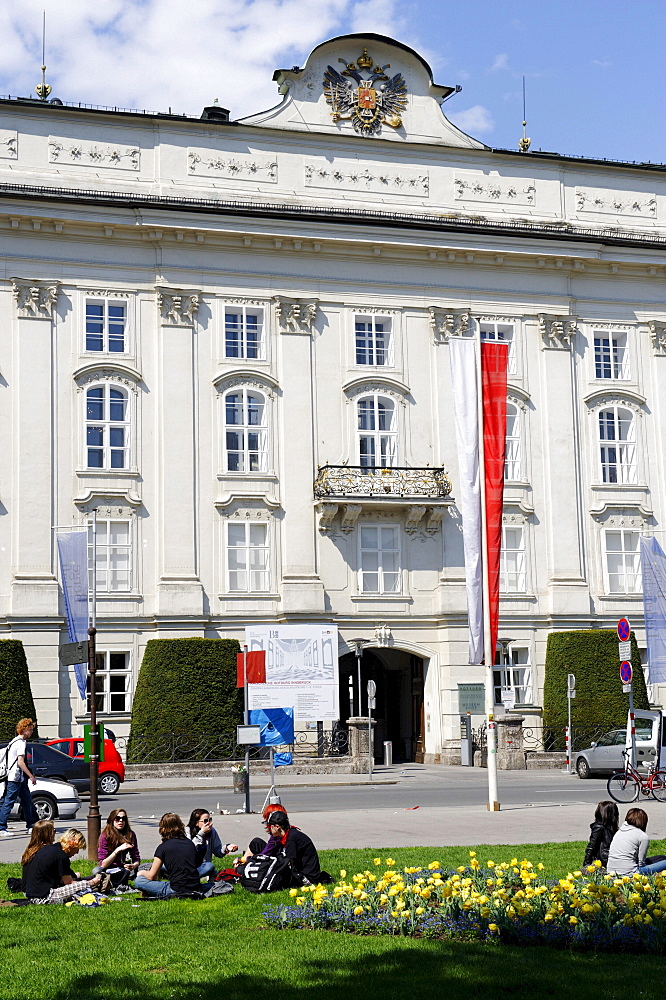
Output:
top-left (584, 388), bottom-right (646, 412)
top-left (213, 369), bottom-right (279, 396)
top-left (73, 488), bottom-right (142, 513)
top-left (343, 375), bottom-right (410, 400)
top-left (74, 362), bottom-right (142, 391)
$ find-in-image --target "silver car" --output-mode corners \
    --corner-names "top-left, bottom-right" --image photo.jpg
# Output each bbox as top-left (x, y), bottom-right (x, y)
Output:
top-left (575, 726), bottom-right (655, 778)
top-left (7, 777), bottom-right (81, 823)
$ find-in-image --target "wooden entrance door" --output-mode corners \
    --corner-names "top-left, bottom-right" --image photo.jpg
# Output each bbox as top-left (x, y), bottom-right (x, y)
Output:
top-left (411, 656), bottom-right (425, 763)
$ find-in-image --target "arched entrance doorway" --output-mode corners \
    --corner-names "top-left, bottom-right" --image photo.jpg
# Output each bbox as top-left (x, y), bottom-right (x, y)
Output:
top-left (338, 648), bottom-right (426, 763)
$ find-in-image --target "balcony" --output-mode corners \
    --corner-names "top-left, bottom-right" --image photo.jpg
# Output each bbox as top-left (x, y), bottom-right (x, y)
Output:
top-left (314, 465), bottom-right (453, 533)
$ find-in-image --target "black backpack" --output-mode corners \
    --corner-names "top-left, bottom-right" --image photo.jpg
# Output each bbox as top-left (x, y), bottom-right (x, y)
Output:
top-left (238, 854), bottom-right (293, 894)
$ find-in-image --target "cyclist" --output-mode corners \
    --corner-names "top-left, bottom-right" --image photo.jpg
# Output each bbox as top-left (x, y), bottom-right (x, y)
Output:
top-left (607, 807), bottom-right (666, 876)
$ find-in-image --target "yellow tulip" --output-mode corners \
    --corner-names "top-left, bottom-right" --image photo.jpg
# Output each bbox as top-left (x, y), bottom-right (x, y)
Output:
top-left (488, 924), bottom-right (499, 933)
top-left (296, 897), bottom-right (304, 905)
top-left (373, 858), bottom-right (381, 866)
top-left (353, 906), bottom-right (364, 916)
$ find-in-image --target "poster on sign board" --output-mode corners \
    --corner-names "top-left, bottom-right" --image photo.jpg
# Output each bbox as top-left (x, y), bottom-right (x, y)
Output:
top-left (245, 625), bottom-right (340, 721)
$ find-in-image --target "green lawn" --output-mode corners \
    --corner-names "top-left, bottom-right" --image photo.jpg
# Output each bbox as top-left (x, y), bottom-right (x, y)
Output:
top-left (1, 842), bottom-right (663, 1000)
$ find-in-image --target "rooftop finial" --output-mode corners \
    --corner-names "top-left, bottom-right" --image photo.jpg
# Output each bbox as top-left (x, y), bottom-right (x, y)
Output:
top-left (35, 11), bottom-right (52, 101)
top-left (518, 75), bottom-right (531, 152)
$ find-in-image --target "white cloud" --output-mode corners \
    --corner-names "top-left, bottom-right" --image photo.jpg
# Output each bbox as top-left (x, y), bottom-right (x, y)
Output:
top-left (448, 104), bottom-right (494, 136)
top-left (488, 52), bottom-right (510, 73)
top-left (592, 58), bottom-right (612, 68)
top-left (0, 0), bottom-right (409, 118)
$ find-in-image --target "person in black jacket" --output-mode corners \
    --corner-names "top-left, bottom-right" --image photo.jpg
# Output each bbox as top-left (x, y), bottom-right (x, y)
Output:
top-left (265, 811), bottom-right (332, 885)
top-left (583, 800), bottom-right (619, 869)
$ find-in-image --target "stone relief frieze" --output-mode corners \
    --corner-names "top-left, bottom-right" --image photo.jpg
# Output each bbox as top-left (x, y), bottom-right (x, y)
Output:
top-left (575, 188), bottom-right (656, 217)
top-left (648, 321), bottom-right (666, 355)
top-left (0, 130), bottom-right (17, 159)
top-left (537, 313), bottom-right (577, 350)
top-left (188, 151), bottom-right (277, 182)
top-left (11, 279), bottom-right (59, 319)
top-left (305, 160), bottom-right (428, 197)
top-left (428, 307), bottom-right (472, 343)
top-left (274, 297), bottom-right (317, 334)
top-left (48, 138), bottom-right (140, 170)
top-left (454, 175), bottom-right (536, 206)
top-left (157, 288), bottom-right (201, 325)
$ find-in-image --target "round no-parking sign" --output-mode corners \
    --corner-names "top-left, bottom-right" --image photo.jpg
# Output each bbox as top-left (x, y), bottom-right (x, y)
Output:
top-left (617, 618), bottom-right (631, 642)
top-left (620, 661), bottom-right (633, 684)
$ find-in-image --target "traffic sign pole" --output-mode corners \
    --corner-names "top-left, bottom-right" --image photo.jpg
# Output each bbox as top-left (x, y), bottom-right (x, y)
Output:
top-left (617, 618), bottom-right (636, 768)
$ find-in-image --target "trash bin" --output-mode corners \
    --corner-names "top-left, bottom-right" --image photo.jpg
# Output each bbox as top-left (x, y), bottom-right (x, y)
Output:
top-left (232, 771), bottom-right (247, 794)
top-left (383, 741), bottom-right (393, 767)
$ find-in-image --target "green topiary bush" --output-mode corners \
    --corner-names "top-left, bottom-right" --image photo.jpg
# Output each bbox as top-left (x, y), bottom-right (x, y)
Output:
top-left (127, 638), bottom-right (242, 763)
top-left (542, 629), bottom-right (649, 751)
top-left (0, 640), bottom-right (38, 741)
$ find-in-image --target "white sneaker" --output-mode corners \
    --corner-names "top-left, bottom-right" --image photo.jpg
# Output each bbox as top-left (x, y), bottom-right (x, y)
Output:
top-left (0, 830), bottom-right (14, 837)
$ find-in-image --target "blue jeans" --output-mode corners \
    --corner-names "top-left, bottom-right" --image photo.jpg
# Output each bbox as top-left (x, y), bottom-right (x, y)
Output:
top-left (638, 859), bottom-right (666, 876)
top-left (198, 861), bottom-right (215, 883)
top-left (0, 780), bottom-right (38, 830)
top-left (133, 873), bottom-right (177, 899)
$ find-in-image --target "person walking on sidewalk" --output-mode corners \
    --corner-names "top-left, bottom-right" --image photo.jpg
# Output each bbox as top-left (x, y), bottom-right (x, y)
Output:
top-left (0, 718), bottom-right (39, 836)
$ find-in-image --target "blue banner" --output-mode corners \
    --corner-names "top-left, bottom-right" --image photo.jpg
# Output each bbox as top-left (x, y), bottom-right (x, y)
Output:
top-left (56, 530), bottom-right (89, 700)
top-left (641, 536), bottom-right (666, 684)
top-left (249, 708), bottom-right (294, 766)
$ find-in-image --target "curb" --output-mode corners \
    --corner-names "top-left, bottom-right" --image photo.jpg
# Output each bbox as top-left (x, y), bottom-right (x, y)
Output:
top-left (121, 779), bottom-right (399, 793)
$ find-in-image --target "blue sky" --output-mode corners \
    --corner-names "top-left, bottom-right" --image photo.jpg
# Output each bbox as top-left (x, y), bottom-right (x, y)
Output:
top-left (0, 0), bottom-right (664, 162)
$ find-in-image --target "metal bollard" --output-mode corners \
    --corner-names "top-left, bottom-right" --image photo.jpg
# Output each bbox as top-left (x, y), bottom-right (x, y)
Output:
top-left (383, 741), bottom-right (393, 767)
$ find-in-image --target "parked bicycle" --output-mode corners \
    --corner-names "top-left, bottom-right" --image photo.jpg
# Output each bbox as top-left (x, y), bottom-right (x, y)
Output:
top-left (606, 750), bottom-right (666, 803)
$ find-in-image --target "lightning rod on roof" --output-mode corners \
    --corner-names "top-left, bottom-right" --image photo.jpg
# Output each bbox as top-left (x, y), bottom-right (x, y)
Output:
top-left (35, 10), bottom-right (52, 101)
top-left (518, 75), bottom-right (531, 152)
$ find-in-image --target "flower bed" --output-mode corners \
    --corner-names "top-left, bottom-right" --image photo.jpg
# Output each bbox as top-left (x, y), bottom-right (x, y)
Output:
top-left (264, 853), bottom-right (666, 954)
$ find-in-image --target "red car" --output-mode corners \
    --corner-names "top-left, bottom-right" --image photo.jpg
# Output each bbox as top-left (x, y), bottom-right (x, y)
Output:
top-left (45, 737), bottom-right (125, 795)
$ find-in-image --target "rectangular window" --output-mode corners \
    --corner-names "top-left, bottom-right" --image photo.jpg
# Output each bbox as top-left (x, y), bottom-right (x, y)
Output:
top-left (599, 408), bottom-right (636, 484)
top-left (494, 647), bottom-right (532, 705)
top-left (359, 524), bottom-right (401, 594)
top-left (605, 529), bottom-right (641, 594)
top-left (226, 521), bottom-right (270, 592)
top-left (90, 519), bottom-right (132, 592)
top-left (504, 404), bottom-right (521, 482)
top-left (225, 307), bottom-right (264, 360)
top-left (87, 651), bottom-right (131, 714)
top-left (500, 525), bottom-right (527, 593)
top-left (594, 333), bottom-right (629, 380)
top-left (480, 321), bottom-right (516, 376)
top-left (355, 316), bottom-right (393, 366)
top-left (86, 300), bottom-right (126, 353)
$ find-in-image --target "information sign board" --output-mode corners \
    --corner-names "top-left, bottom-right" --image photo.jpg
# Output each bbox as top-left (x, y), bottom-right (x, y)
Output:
top-left (458, 683), bottom-right (485, 715)
top-left (245, 625), bottom-right (339, 722)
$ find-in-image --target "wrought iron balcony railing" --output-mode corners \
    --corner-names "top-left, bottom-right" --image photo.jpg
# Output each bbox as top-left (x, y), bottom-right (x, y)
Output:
top-left (314, 465), bottom-right (452, 500)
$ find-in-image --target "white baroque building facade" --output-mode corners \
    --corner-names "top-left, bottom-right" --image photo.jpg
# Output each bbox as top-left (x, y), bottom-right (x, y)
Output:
top-left (1, 32), bottom-right (665, 759)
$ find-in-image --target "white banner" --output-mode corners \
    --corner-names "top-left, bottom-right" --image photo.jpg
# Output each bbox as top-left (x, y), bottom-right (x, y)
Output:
top-left (245, 624), bottom-right (340, 721)
top-left (641, 536), bottom-right (666, 683)
top-left (449, 337), bottom-right (483, 664)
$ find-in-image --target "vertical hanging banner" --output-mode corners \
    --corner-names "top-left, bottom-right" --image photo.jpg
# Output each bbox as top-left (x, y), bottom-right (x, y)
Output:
top-left (481, 340), bottom-right (509, 663)
top-left (449, 337), bottom-right (508, 664)
top-left (56, 530), bottom-right (89, 700)
top-left (641, 536), bottom-right (666, 683)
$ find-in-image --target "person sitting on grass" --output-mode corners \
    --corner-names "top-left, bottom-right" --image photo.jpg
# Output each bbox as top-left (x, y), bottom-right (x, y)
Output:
top-left (134, 812), bottom-right (205, 899)
top-left (93, 808), bottom-right (141, 890)
top-left (21, 822), bottom-right (104, 904)
top-left (260, 810), bottom-right (332, 886)
top-left (606, 807), bottom-right (666, 876)
top-left (240, 803), bottom-right (289, 863)
top-left (186, 808), bottom-right (238, 883)
top-left (583, 800), bottom-right (619, 869)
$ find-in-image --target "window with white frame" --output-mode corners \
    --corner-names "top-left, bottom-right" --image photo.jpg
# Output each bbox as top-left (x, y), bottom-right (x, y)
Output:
top-left (224, 388), bottom-right (268, 473)
top-left (598, 406), bottom-right (637, 484)
top-left (357, 394), bottom-right (397, 468)
top-left (85, 299), bottom-right (126, 353)
top-left (505, 402), bottom-right (522, 481)
top-left (500, 524), bottom-right (527, 593)
top-left (355, 315), bottom-right (393, 366)
top-left (87, 652), bottom-right (132, 713)
top-left (494, 647), bottom-right (532, 705)
top-left (594, 332), bottom-right (629, 380)
top-left (86, 384), bottom-right (129, 469)
top-left (226, 521), bottom-right (270, 592)
top-left (480, 321), bottom-right (517, 376)
top-left (90, 518), bottom-right (132, 592)
top-left (604, 529), bottom-right (641, 594)
top-left (224, 306), bottom-right (264, 360)
top-left (359, 524), bottom-right (401, 594)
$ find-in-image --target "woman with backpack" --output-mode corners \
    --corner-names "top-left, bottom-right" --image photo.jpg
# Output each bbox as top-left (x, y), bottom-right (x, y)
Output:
top-left (186, 808), bottom-right (238, 883)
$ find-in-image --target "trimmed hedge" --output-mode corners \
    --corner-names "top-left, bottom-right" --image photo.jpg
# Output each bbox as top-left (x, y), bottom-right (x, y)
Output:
top-left (543, 629), bottom-right (649, 749)
top-left (0, 640), bottom-right (38, 741)
top-left (128, 638), bottom-right (242, 762)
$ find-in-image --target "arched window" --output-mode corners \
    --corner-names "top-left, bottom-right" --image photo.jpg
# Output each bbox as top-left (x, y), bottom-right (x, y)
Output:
top-left (86, 384), bottom-right (129, 469)
top-left (357, 394), bottom-right (397, 468)
top-left (504, 402), bottom-right (521, 481)
top-left (598, 406), bottom-right (636, 484)
top-left (224, 388), bottom-right (268, 473)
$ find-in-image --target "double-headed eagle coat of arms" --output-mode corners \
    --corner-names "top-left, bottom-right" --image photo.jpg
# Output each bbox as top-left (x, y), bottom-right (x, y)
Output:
top-left (323, 47), bottom-right (407, 137)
